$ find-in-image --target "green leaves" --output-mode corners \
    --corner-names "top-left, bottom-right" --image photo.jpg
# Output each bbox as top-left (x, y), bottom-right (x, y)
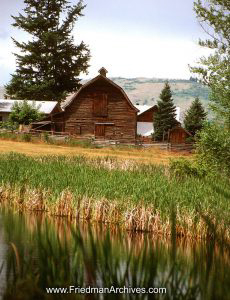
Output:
top-left (5, 0), bottom-right (90, 102)
top-left (9, 100), bottom-right (43, 125)
top-left (196, 122), bottom-right (230, 174)
top-left (191, 0), bottom-right (230, 128)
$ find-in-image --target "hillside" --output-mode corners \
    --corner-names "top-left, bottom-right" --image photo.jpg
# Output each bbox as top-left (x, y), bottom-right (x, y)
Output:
top-left (0, 78), bottom-right (210, 119)
top-left (111, 78), bottom-right (210, 119)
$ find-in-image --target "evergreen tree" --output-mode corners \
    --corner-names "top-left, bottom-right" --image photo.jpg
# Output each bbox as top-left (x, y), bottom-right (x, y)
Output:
top-left (184, 97), bottom-right (207, 136)
top-left (5, 0), bottom-right (90, 102)
top-left (153, 82), bottom-right (178, 141)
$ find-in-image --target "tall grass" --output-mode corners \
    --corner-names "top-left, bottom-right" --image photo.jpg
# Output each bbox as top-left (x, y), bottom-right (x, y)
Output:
top-left (1, 209), bottom-right (230, 300)
top-left (0, 153), bottom-right (229, 238)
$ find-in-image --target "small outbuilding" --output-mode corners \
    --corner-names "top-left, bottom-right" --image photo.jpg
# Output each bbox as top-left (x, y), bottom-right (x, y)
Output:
top-left (136, 105), bottom-right (181, 137)
top-left (168, 126), bottom-right (192, 144)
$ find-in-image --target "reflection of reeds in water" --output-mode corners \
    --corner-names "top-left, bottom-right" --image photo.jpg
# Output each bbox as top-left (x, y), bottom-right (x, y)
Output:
top-left (0, 153), bottom-right (230, 239)
top-left (1, 209), bottom-right (230, 300)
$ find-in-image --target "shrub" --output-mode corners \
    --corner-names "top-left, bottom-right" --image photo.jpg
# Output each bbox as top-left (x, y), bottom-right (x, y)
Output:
top-left (67, 138), bottom-right (93, 148)
top-left (0, 132), bottom-right (18, 140)
top-left (0, 121), bottom-right (18, 131)
top-left (41, 132), bottom-right (50, 143)
top-left (20, 133), bottom-right (32, 142)
top-left (196, 122), bottom-right (230, 174)
top-left (169, 158), bottom-right (206, 178)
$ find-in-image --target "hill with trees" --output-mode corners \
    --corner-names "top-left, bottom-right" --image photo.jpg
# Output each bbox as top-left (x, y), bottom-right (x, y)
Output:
top-left (0, 77), bottom-right (210, 120)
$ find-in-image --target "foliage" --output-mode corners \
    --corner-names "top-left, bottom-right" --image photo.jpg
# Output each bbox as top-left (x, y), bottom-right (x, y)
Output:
top-left (41, 132), bottom-right (50, 143)
top-left (0, 121), bottom-right (18, 131)
top-left (9, 100), bottom-right (43, 125)
top-left (5, 0), bottom-right (90, 102)
top-left (20, 133), bottom-right (32, 142)
top-left (0, 132), bottom-right (34, 143)
top-left (153, 82), bottom-right (178, 140)
top-left (169, 158), bottom-right (206, 178)
top-left (184, 97), bottom-right (207, 136)
top-left (196, 122), bottom-right (230, 174)
top-left (190, 0), bottom-right (230, 128)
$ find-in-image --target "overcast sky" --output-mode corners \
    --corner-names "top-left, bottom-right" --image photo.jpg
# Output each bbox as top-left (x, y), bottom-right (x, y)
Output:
top-left (0, 0), bottom-right (210, 85)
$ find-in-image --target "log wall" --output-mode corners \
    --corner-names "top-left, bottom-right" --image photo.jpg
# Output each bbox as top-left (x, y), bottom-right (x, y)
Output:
top-left (63, 78), bottom-right (137, 142)
top-left (137, 107), bottom-right (157, 122)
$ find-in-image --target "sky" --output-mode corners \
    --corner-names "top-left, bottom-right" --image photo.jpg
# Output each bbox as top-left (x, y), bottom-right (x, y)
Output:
top-left (0, 0), bottom-right (211, 85)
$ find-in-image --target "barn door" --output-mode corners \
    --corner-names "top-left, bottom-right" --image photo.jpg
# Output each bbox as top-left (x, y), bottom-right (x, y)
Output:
top-left (95, 124), bottom-right (105, 137)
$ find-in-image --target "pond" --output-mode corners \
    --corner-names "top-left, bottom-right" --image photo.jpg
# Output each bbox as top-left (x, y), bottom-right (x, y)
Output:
top-left (0, 210), bottom-right (229, 300)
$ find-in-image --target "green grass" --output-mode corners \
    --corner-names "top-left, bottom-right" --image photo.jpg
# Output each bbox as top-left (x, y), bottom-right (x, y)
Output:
top-left (0, 153), bottom-right (229, 237)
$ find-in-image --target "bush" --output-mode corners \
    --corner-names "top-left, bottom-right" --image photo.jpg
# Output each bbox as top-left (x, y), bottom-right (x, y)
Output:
top-left (169, 158), bottom-right (206, 178)
top-left (41, 132), bottom-right (50, 143)
top-left (196, 122), bottom-right (230, 174)
top-left (0, 121), bottom-right (18, 131)
top-left (0, 132), bottom-right (18, 140)
top-left (20, 133), bottom-right (32, 142)
top-left (66, 138), bottom-right (93, 148)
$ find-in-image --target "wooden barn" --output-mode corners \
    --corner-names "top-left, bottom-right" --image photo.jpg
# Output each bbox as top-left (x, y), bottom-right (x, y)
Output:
top-left (136, 105), bottom-right (158, 137)
top-left (168, 126), bottom-right (192, 144)
top-left (136, 104), bottom-right (181, 138)
top-left (49, 68), bottom-right (139, 142)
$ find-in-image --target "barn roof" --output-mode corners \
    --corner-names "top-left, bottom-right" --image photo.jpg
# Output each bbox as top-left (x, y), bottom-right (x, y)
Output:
top-left (135, 104), bottom-right (181, 122)
top-left (134, 105), bottom-right (156, 115)
top-left (63, 69), bottom-right (139, 112)
top-left (0, 99), bottom-right (59, 114)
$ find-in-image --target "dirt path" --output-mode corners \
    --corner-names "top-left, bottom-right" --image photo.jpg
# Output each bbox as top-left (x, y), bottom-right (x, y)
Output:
top-left (0, 139), bottom-right (192, 164)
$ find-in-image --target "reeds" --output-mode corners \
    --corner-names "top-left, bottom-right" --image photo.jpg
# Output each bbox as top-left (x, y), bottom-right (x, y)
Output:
top-left (1, 209), bottom-right (230, 300)
top-left (0, 152), bottom-right (229, 238)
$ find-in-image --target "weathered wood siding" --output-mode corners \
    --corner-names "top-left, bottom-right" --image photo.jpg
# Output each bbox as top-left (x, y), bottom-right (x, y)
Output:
top-left (169, 127), bottom-right (191, 144)
top-left (137, 107), bottom-right (157, 122)
top-left (64, 78), bottom-right (137, 142)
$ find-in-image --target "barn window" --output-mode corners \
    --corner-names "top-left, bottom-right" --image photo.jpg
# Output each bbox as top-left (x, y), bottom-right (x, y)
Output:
top-left (93, 93), bottom-right (108, 117)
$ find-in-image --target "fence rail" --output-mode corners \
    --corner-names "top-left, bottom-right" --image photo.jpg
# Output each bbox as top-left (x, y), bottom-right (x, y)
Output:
top-left (0, 129), bottom-right (194, 151)
top-left (141, 143), bottom-right (194, 151)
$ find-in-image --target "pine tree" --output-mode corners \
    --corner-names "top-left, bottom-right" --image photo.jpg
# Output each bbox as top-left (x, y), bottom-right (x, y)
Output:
top-left (5, 0), bottom-right (90, 102)
top-left (184, 97), bottom-right (207, 136)
top-left (153, 82), bottom-right (178, 141)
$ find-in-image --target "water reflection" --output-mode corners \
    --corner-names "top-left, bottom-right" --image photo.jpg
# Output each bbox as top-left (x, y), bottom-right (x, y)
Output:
top-left (0, 210), bottom-right (229, 300)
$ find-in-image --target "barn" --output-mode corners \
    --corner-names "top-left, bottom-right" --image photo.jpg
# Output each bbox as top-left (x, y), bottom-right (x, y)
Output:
top-left (136, 104), bottom-right (181, 137)
top-left (168, 126), bottom-right (192, 144)
top-left (136, 105), bottom-right (158, 137)
top-left (51, 68), bottom-right (139, 142)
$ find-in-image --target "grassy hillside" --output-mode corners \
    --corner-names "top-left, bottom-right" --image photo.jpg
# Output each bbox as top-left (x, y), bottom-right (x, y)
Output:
top-left (0, 78), bottom-right (210, 119)
top-left (111, 78), bottom-right (210, 119)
